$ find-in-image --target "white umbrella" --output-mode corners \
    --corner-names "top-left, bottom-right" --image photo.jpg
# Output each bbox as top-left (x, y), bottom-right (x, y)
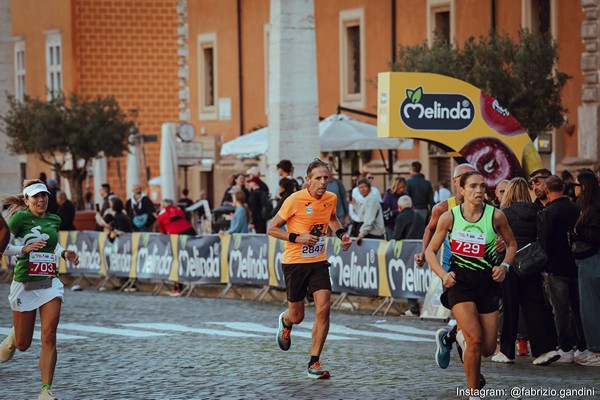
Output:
top-left (126, 142), bottom-right (141, 197)
top-left (220, 126), bottom-right (268, 158)
top-left (92, 153), bottom-right (107, 206)
top-left (160, 123), bottom-right (178, 202)
top-left (219, 114), bottom-right (411, 158)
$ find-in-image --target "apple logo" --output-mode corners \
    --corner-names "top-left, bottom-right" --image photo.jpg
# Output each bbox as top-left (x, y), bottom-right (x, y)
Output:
top-left (480, 91), bottom-right (525, 136)
top-left (460, 137), bottom-right (523, 197)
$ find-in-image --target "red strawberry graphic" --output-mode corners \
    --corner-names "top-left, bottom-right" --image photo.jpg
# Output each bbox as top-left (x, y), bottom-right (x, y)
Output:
top-left (480, 91), bottom-right (525, 136)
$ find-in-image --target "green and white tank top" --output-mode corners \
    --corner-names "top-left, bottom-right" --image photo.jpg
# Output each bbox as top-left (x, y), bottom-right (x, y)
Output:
top-left (448, 203), bottom-right (497, 271)
top-left (8, 210), bottom-right (61, 282)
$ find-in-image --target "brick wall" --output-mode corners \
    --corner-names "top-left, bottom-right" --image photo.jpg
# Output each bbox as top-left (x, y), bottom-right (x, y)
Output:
top-left (75, 0), bottom-right (179, 200)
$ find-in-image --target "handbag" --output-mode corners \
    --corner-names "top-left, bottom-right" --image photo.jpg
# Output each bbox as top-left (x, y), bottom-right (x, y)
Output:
top-left (513, 241), bottom-right (547, 278)
top-left (132, 213), bottom-right (148, 228)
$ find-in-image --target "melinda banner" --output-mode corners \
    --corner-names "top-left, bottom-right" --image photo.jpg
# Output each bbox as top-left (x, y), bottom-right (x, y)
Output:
top-left (327, 237), bottom-right (381, 297)
top-left (177, 234), bottom-right (222, 284)
top-left (377, 72), bottom-right (543, 196)
top-left (62, 231), bottom-right (102, 276)
top-left (227, 234), bottom-right (269, 286)
top-left (134, 233), bottom-right (176, 281)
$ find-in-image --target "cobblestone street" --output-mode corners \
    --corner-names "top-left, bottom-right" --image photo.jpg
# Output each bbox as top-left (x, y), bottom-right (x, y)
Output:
top-left (0, 283), bottom-right (598, 400)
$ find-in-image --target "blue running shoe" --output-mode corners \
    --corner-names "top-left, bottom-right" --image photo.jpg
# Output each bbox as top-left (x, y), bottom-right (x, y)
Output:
top-left (435, 328), bottom-right (452, 369)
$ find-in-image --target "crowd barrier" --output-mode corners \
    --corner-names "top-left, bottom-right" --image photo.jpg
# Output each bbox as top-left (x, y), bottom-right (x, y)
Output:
top-left (0, 232), bottom-right (450, 318)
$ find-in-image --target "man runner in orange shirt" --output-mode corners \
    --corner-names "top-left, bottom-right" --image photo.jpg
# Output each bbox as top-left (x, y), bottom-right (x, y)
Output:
top-left (268, 158), bottom-right (352, 379)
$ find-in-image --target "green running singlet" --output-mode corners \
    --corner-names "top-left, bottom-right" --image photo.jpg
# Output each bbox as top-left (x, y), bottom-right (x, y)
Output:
top-left (449, 203), bottom-right (498, 271)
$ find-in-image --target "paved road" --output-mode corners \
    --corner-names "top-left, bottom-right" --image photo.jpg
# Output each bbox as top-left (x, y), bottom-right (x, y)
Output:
top-left (0, 283), bottom-right (598, 400)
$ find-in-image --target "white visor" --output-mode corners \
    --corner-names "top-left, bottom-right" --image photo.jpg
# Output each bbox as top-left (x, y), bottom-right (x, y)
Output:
top-left (23, 183), bottom-right (50, 197)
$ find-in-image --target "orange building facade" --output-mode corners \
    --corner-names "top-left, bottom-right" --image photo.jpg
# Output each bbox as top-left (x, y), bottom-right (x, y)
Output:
top-left (8, 0), bottom-right (593, 206)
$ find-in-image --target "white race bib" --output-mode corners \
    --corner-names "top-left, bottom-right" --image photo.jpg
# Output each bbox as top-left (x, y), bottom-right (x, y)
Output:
top-left (300, 236), bottom-right (326, 258)
top-left (28, 251), bottom-right (58, 277)
top-left (451, 230), bottom-right (486, 258)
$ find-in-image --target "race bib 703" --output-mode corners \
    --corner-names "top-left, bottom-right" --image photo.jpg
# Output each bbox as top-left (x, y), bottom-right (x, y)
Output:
top-left (28, 251), bottom-right (57, 277)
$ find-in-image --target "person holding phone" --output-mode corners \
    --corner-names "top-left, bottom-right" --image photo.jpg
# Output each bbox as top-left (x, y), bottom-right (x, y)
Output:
top-left (0, 179), bottom-right (79, 400)
top-left (268, 159), bottom-right (351, 379)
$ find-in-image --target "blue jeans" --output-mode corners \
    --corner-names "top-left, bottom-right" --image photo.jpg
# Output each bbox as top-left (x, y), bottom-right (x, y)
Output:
top-left (544, 273), bottom-right (587, 352)
top-left (577, 251), bottom-right (600, 352)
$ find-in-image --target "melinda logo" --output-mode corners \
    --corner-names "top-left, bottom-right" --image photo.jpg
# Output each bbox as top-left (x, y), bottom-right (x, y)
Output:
top-left (400, 86), bottom-right (474, 130)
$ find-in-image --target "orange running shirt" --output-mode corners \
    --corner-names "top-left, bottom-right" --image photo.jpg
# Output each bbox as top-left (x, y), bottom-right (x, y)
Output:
top-left (277, 189), bottom-right (338, 264)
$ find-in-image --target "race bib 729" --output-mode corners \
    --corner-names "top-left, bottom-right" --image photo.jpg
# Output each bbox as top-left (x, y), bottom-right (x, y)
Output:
top-left (450, 230), bottom-right (486, 258)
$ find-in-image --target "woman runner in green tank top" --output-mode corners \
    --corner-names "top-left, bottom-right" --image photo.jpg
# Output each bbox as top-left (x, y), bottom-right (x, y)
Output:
top-left (425, 171), bottom-right (517, 398)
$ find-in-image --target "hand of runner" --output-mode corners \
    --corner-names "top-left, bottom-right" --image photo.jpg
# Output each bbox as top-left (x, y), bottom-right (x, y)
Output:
top-left (65, 250), bottom-right (80, 266)
top-left (298, 232), bottom-right (319, 246)
top-left (496, 236), bottom-right (506, 253)
top-left (340, 234), bottom-right (351, 251)
top-left (414, 252), bottom-right (425, 267)
top-left (442, 271), bottom-right (456, 288)
top-left (22, 239), bottom-right (46, 254)
top-left (491, 265), bottom-right (507, 283)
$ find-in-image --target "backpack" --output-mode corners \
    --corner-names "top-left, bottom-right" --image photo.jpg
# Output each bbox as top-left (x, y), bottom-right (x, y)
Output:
top-left (380, 202), bottom-right (393, 225)
top-left (260, 191), bottom-right (273, 220)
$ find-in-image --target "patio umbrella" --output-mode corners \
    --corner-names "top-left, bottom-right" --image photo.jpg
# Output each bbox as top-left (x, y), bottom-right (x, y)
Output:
top-left (220, 126), bottom-right (268, 158)
top-left (126, 142), bottom-right (141, 197)
top-left (92, 153), bottom-right (107, 206)
top-left (319, 113), bottom-right (409, 151)
top-left (219, 114), bottom-right (411, 158)
top-left (160, 123), bottom-right (178, 202)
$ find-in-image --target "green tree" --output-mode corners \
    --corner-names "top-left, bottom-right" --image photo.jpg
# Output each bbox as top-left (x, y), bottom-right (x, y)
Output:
top-left (1, 93), bottom-right (137, 209)
top-left (390, 30), bottom-right (570, 141)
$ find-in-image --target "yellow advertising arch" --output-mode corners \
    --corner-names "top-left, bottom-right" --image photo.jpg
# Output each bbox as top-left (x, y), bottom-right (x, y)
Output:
top-left (377, 72), bottom-right (543, 193)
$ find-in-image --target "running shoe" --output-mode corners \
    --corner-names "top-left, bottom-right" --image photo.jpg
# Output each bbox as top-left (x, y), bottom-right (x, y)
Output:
top-left (307, 361), bottom-right (330, 379)
top-left (491, 352), bottom-right (514, 363)
top-left (38, 388), bottom-right (59, 400)
top-left (532, 350), bottom-right (560, 366)
top-left (0, 327), bottom-right (16, 362)
top-left (435, 328), bottom-right (452, 369)
top-left (517, 339), bottom-right (529, 356)
top-left (556, 349), bottom-right (574, 363)
top-left (276, 312), bottom-right (291, 351)
top-left (575, 351), bottom-right (600, 366)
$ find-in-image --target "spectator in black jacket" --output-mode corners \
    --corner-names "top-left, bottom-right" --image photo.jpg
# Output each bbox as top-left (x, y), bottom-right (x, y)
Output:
top-left (539, 175), bottom-right (586, 363)
top-left (405, 161), bottom-right (434, 223)
top-left (246, 176), bottom-right (270, 234)
top-left (272, 178), bottom-right (296, 218)
top-left (393, 195), bottom-right (425, 241)
top-left (571, 169), bottom-right (600, 366)
top-left (56, 191), bottom-right (76, 231)
top-left (492, 177), bottom-right (559, 365)
top-left (126, 184), bottom-right (157, 232)
top-left (393, 195), bottom-right (425, 316)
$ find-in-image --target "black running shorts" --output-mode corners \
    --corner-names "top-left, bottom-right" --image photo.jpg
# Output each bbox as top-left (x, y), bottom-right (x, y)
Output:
top-left (442, 266), bottom-right (501, 314)
top-left (282, 261), bottom-right (332, 302)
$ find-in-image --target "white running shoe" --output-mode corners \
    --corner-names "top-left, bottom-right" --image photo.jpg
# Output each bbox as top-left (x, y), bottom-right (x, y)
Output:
top-left (533, 350), bottom-right (561, 366)
top-left (491, 352), bottom-right (514, 363)
top-left (0, 327), bottom-right (16, 362)
top-left (38, 388), bottom-right (59, 400)
top-left (556, 349), bottom-right (574, 363)
top-left (575, 349), bottom-right (592, 362)
top-left (456, 330), bottom-right (466, 351)
top-left (575, 351), bottom-right (600, 366)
